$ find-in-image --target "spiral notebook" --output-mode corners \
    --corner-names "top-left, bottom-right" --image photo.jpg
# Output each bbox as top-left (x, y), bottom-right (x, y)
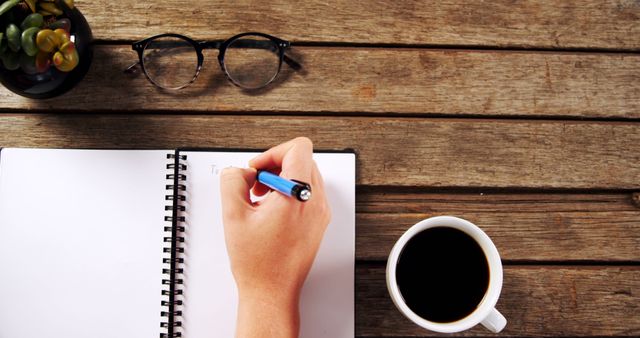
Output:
top-left (0, 148), bottom-right (355, 338)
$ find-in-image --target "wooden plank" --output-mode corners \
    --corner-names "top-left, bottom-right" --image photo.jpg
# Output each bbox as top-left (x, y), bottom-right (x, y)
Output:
top-left (75, 0), bottom-right (640, 50)
top-left (356, 192), bottom-right (640, 262)
top-left (1, 47), bottom-right (638, 119)
top-left (0, 114), bottom-right (638, 189)
top-left (356, 265), bottom-right (640, 337)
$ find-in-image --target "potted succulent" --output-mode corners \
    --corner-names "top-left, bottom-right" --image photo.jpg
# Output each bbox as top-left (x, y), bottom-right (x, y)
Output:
top-left (0, 0), bottom-right (92, 98)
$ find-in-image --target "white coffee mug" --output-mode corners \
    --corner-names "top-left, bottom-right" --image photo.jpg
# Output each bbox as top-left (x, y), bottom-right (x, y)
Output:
top-left (386, 216), bottom-right (507, 333)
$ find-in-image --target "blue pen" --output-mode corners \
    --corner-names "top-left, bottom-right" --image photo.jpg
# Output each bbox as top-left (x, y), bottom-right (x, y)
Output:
top-left (256, 170), bottom-right (312, 202)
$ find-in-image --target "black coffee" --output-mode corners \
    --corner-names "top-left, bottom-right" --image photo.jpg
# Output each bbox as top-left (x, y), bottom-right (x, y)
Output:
top-left (396, 227), bottom-right (489, 323)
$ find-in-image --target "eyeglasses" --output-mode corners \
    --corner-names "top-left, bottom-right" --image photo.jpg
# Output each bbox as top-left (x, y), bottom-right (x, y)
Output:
top-left (125, 32), bottom-right (301, 90)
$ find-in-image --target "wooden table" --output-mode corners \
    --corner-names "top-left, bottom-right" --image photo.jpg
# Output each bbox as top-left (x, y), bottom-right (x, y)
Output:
top-left (1, 1), bottom-right (638, 336)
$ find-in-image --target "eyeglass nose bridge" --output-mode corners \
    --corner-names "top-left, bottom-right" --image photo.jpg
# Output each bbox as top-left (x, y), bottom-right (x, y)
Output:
top-left (216, 54), bottom-right (236, 88)
top-left (193, 49), bottom-right (205, 81)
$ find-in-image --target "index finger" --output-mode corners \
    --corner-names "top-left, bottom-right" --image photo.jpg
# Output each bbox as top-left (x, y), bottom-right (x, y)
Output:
top-left (249, 137), bottom-right (314, 183)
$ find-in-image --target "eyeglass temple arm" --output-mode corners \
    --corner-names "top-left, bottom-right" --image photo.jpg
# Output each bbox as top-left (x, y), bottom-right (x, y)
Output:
top-left (283, 54), bottom-right (302, 71)
top-left (124, 61), bottom-right (140, 74)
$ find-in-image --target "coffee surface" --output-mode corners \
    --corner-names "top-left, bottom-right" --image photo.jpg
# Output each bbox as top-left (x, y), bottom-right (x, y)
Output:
top-left (396, 227), bottom-right (489, 323)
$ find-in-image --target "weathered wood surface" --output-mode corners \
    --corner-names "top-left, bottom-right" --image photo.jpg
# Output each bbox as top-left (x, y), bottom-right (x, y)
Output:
top-left (356, 265), bottom-right (640, 337)
top-left (356, 192), bottom-right (640, 262)
top-left (0, 114), bottom-right (638, 189)
top-left (76, 0), bottom-right (640, 50)
top-left (1, 47), bottom-right (638, 119)
top-left (0, 1), bottom-right (638, 336)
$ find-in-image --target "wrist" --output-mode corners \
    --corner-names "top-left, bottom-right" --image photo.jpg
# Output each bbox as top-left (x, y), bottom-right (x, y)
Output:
top-left (236, 274), bottom-right (304, 305)
top-left (236, 288), bottom-right (300, 338)
top-left (238, 283), bottom-right (301, 312)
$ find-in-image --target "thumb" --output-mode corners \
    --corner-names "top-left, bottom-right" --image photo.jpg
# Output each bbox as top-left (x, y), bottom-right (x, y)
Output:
top-left (220, 167), bottom-right (257, 220)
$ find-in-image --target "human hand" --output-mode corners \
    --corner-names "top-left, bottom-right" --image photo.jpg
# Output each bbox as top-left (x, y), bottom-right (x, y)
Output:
top-left (220, 137), bottom-right (331, 337)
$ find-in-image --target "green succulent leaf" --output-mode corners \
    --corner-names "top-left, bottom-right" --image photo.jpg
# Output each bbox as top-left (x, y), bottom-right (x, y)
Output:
top-left (21, 26), bottom-right (39, 56)
top-left (0, 0), bottom-right (20, 17)
top-left (20, 13), bottom-right (44, 31)
top-left (1, 50), bottom-right (19, 70)
top-left (6, 23), bottom-right (20, 52)
top-left (0, 32), bottom-right (6, 54)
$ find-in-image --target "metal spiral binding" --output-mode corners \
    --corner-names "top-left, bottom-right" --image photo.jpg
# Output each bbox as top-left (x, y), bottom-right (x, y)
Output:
top-left (161, 152), bottom-right (187, 338)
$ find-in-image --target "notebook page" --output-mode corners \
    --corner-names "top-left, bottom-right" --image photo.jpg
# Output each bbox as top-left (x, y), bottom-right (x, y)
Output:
top-left (180, 151), bottom-right (355, 338)
top-left (0, 149), bottom-right (168, 338)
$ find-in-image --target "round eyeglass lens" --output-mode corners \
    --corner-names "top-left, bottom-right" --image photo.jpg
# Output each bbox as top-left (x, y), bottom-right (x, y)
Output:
top-left (142, 36), bottom-right (199, 90)
top-left (223, 35), bottom-right (281, 89)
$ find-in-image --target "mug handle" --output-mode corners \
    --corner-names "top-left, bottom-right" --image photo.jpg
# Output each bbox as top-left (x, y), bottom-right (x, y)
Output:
top-left (481, 308), bottom-right (507, 333)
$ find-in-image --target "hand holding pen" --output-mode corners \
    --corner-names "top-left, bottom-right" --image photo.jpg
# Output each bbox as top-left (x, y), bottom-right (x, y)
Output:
top-left (256, 170), bottom-right (312, 202)
top-left (219, 137), bottom-right (331, 338)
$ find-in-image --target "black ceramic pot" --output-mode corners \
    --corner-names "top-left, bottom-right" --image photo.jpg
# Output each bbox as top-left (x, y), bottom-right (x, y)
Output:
top-left (0, 1), bottom-right (92, 99)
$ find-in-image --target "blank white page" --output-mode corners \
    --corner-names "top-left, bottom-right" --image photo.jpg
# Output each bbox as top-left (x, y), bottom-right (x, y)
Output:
top-left (0, 149), bottom-right (168, 338)
top-left (180, 151), bottom-right (355, 338)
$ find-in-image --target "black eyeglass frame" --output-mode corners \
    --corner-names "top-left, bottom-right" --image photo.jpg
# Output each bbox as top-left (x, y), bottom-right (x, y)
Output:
top-left (129, 32), bottom-right (301, 90)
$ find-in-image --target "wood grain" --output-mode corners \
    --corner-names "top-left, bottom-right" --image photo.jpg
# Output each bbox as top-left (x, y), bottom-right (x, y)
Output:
top-left (1, 47), bottom-right (638, 118)
top-left (75, 0), bottom-right (640, 50)
top-left (356, 265), bottom-right (640, 337)
top-left (356, 192), bottom-right (640, 261)
top-left (0, 114), bottom-right (638, 189)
